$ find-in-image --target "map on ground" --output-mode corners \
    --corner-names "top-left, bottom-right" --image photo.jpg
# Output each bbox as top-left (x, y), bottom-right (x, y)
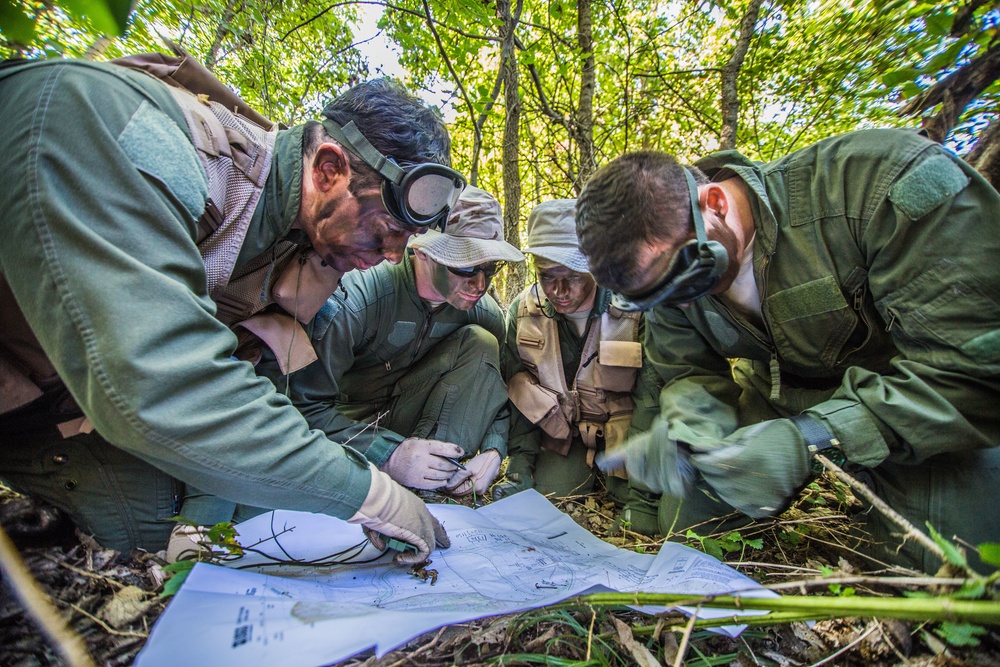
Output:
top-left (135, 490), bottom-right (776, 667)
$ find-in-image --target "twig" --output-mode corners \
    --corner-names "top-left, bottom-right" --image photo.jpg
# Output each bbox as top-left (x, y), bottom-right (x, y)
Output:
top-left (381, 626), bottom-right (447, 667)
top-left (585, 606), bottom-right (596, 662)
top-left (0, 524), bottom-right (97, 667)
top-left (68, 603), bottom-right (150, 639)
top-left (814, 455), bottom-right (952, 569)
top-left (42, 554), bottom-right (126, 589)
top-left (764, 575), bottom-right (968, 593)
top-left (673, 603), bottom-right (699, 667)
top-left (806, 621), bottom-right (878, 667)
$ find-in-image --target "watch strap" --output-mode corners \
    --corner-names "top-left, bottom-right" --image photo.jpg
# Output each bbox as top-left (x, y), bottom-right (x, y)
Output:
top-left (790, 414), bottom-right (845, 473)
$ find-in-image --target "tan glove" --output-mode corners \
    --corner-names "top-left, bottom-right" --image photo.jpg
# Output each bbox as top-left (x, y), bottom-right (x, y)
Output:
top-left (164, 524), bottom-right (210, 564)
top-left (349, 463), bottom-right (450, 565)
top-left (444, 450), bottom-right (502, 497)
top-left (380, 437), bottom-right (465, 489)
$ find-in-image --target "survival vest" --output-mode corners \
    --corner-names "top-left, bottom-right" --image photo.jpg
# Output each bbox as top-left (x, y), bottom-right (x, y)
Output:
top-left (507, 285), bottom-right (643, 471)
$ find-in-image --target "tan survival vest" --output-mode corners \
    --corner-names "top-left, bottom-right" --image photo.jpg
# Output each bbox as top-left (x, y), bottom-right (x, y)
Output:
top-left (0, 50), bottom-right (334, 430)
top-left (507, 286), bottom-right (643, 471)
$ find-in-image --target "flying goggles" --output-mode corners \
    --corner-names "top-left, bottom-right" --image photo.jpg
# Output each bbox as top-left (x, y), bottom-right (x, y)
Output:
top-left (321, 119), bottom-right (466, 232)
top-left (611, 169), bottom-right (729, 312)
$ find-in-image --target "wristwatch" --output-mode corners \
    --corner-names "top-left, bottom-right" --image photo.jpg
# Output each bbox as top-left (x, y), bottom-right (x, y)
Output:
top-left (790, 414), bottom-right (846, 474)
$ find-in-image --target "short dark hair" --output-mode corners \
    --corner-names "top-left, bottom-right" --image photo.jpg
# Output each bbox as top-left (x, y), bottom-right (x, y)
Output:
top-left (576, 151), bottom-right (702, 293)
top-left (306, 78), bottom-right (453, 196)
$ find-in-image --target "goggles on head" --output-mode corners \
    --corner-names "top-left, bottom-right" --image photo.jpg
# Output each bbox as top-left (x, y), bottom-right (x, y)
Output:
top-left (612, 169), bottom-right (728, 312)
top-left (446, 261), bottom-right (506, 280)
top-left (321, 119), bottom-right (466, 232)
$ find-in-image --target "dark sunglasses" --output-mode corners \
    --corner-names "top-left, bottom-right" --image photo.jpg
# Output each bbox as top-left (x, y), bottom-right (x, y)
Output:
top-left (446, 261), bottom-right (506, 279)
top-left (611, 170), bottom-right (728, 312)
top-left (321, 120), bottom-right (467, 232)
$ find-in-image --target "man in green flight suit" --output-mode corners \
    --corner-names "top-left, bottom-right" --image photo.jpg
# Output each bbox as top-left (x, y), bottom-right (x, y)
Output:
top-left (495, 199), bottom-right (662, 533)
top-left (0, 56), bottom-right (465, 564)
top-left (254, 187), bottom-right (524, 501)
top-left (576, 129), bottom-right (1000, 572)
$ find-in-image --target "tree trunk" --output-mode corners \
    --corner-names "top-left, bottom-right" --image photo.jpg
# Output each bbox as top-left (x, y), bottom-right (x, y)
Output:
top-left (967, 116), bottom-right (1000, 190)
top-left (499, 0), bottom-right (526, 301)
top-left (575, 0), bottom-right (597, 191)
top-left (719, 0), bottom-right (764, 150)
top-left (205, 0), bottom-right (239, 71)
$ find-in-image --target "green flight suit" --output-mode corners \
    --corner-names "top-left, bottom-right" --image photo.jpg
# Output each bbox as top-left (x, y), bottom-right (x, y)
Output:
top-left (647, 129), bottom-right (1000, 571)
top-left (256, 252), bottom-right (509, 469)
top-left (0, 59), bottom-right (371, 552)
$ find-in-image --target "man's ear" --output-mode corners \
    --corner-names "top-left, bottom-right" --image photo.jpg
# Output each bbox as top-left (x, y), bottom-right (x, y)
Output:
top-left (412, 248), bottom-right (429, 262)
top-left (699, 184), bottom-right (729, 218)
top-left (311, 142), bottom-right (352, 193)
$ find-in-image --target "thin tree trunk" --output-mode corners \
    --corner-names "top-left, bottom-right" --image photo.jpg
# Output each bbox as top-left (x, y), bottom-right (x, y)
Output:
top-left (575, 0), bottom-right (596, 191)
top-left (719, 0), bottom-right (764, 150)
top-left (967, 116), bottom-right (1000, 189)
top-left (205, 0), bottom-right (239, 71)
top-left (499, 0), bottom-right (525, 301)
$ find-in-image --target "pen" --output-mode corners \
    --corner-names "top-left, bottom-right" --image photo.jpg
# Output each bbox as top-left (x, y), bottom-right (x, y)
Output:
top-left (432, 453), bottom-right (467, 470)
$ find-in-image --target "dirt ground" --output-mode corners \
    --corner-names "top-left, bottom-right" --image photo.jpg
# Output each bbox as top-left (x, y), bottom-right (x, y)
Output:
top-left (1, 479), bottom-right (998, 667)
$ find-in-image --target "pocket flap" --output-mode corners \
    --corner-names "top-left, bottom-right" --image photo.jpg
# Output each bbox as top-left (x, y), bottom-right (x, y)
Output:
top-left (599, 340), bottom-right (642, 368)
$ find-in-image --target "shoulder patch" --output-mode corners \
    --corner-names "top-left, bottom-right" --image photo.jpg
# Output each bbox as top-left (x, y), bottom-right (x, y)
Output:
top-left (118, 100), bottom-right (208, 221)
top-left (888, 154), bottom-right (970, 221)
top-left (313, 297), bottom-right (344, 339)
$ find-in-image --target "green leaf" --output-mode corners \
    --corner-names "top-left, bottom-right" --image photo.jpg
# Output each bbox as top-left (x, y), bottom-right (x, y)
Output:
top-left (881, 66), bottom-right (919, 87)
top-left (160, 569), bottom-right (190, 598)
top-left (924, 11), bottom-right (952, 37)
top-left (744, 538), bottom-right (763, 549)
top-left (977, 542), bottom-right (1000, 567)
top-left (926, 522), bottom-right (967, 568)
top-left (0, 0), bottom-right (38, 44)
top-left (934, 621), bottom-right (986, 647)
top-left (952, 580), bottom-right (987, 600)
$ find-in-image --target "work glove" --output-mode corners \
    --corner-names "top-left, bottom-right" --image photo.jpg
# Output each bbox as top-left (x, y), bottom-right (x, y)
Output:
top-left (595, 426), bottom-right (697, 498)
top-left (349, 463), bottom-right (451, 565)
top-left (443, 450), bottom-right (502, 497)
top-left (380, 437), bottom-right (465, 490)
top-left (491, 455), bottom-right (535, 500)
top-left (164, 524), bottom-right (211, 564)
top-left (690, 418), bottom-right (812, 519)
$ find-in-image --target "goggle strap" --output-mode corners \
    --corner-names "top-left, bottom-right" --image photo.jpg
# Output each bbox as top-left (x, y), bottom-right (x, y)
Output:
top-left (683, 169), bottom-right (710, 248)
top-left (321, 119), bottom-right (405, 184)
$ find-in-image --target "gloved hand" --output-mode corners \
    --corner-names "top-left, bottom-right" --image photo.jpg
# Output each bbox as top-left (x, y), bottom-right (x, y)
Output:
top-left (380, 438), bottom-right (465, 490)
top-left (349, 463), bottom-right (451, 565)
top-left (443, 450), bottom-right (502, 497)
top-left (690, 418), bottom-right (812, 518)
top-left (164, 524), bottom-right (210, 564)
top-left (595, 426), bottom-right (696, 498)
top-left (491, 455), bottom-right (535, 500)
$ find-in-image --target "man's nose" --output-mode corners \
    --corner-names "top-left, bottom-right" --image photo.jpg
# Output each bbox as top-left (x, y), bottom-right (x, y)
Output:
top-left (381, 235), bottom-right (409, 264)
top-left (553, 279), bottom-right (569, 297)
top-left (469, 271), bottom-right (487, 291)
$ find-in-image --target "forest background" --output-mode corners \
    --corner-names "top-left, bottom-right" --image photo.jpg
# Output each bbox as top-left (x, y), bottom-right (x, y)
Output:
top-left (3, 2), bottom-right (1000, 665)
top-left (4, 0), bottom-right (1000, 301)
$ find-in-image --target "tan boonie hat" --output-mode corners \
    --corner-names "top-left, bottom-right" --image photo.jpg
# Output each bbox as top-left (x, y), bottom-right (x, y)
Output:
top-left (523, 199), bottom-right (589, 274)
top-left (409, 186), bottom-right (525, 267)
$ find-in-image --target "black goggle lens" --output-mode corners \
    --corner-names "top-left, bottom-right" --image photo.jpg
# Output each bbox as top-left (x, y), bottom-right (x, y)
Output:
top-left (447, 261), bottom-right (505, 279)
top-left (382, 163), bottom-right (466, 232)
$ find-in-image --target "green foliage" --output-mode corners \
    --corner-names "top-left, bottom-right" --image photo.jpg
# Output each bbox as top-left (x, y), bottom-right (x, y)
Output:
top-left (926, 521), bottom-right (968, 568)
top-left (933, 621), bottom-right (987, 647)
top-left (685, 529), bottom-right (762, 560)
top-left (160, 559), bottom-right (195, 598)
top-left (979, 542), bottom-right (1000, 568)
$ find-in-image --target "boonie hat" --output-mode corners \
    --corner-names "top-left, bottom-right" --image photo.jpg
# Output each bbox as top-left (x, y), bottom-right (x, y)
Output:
top-left (523, 199), bottom-right (589, 274)
top-left (409, 187), bottom-right (525, 267)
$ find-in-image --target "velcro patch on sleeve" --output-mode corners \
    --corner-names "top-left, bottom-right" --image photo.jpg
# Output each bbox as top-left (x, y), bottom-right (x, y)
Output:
top-left (767, 276), bottom-right (847, 324)
top-left (888, 154), bottom-right (970, 221)
top-left (118, 101), bottom-right (208, 222)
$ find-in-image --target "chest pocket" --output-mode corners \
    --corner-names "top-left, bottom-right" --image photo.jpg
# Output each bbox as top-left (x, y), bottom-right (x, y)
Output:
top-left (765, 276), bottom-right (860, 369)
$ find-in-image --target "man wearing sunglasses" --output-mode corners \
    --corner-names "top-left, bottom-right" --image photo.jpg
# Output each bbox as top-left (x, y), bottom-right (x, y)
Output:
top-left (494, 200), bottom-right (662, 535)
top-left (1, 57), bottom-right (462, 566)
top-left (250, 187), bottom-right (524, 502)
top-left (575, 131), bottom-right (1000, 571)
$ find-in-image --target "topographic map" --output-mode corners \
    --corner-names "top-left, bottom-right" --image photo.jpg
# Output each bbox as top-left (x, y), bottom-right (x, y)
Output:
top-left (135, 490), bottom-right (775, 667)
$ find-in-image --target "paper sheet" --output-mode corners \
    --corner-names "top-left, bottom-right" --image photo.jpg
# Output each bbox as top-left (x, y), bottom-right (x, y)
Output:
top-left (135, 490), bottom-right (775, 666)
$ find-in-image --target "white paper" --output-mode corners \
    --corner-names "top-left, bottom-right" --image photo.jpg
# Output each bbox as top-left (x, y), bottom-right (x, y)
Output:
top-left (135, 490), bottom-right (775, 667)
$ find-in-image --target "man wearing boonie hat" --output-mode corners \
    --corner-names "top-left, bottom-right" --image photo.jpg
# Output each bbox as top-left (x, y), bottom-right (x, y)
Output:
top-left (495, 199), bottom-right (662, 534)
top-left (252, 186), bottom-right (524, 500)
